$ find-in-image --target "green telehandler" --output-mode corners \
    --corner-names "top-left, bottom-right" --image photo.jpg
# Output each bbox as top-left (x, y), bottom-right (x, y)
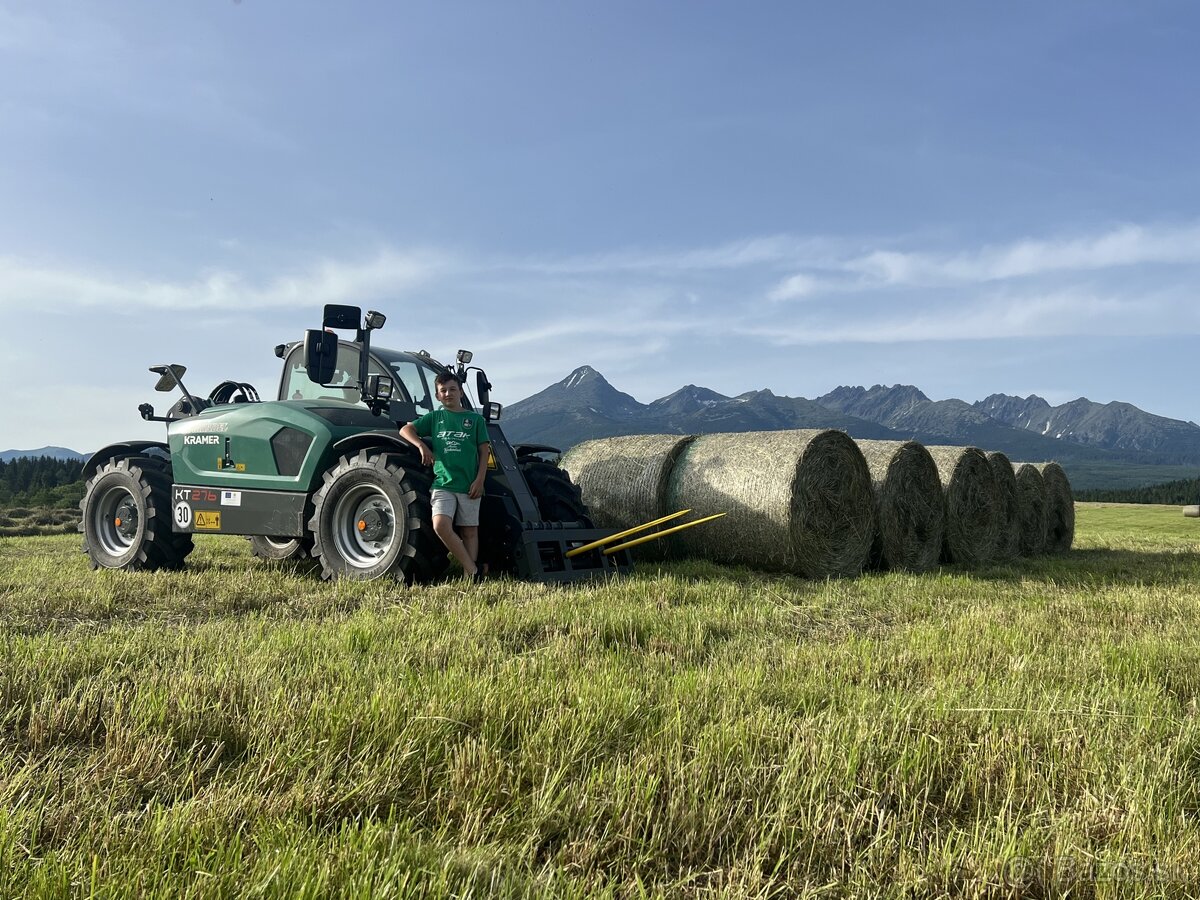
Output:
top-left (80, 305), bottom-right (639, 583)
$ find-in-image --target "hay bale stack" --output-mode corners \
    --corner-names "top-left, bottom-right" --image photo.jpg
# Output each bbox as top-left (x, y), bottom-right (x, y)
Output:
top-left (665, 429), bottom-right (875, 577)
top-left (987, 451), bottom-right (1021, 561)
top-left (1013, 464), bottom-right (1047, 556)
top-left (1036, 462), bottom-right (1075, 553)
top-left (559, 434), bottom-right (695, 560)
top-left (856, 440), bottom-right (944, 572)
top-left (924, 446), bottom-right (1001, 566)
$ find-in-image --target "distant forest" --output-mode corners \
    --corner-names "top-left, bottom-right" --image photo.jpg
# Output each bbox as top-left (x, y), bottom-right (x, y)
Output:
top-left (1075, 477), bottom-right (1200, 505)
top-left (0, 453), bottom-right (1198, 510)
top-left (0, 456), bottom-right (84, 509)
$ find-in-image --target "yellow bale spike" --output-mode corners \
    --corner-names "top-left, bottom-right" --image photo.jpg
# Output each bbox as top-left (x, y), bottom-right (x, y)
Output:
top-left (602, 512), bottom-right (727, 555)
top-left (564, 509), bottom-right (692, 558)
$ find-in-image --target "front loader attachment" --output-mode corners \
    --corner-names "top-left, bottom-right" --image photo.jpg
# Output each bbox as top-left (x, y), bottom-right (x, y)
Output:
top-left (513, 523), bottom-right (634, 583)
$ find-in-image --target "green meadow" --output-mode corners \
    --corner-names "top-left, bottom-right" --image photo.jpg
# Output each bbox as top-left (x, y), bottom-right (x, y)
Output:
top-left (3, 504), bottom-right (1200, 898)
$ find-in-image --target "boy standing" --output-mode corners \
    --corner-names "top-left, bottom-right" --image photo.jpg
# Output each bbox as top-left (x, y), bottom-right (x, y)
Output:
top-left (399, 372), bottom-right (490, 580)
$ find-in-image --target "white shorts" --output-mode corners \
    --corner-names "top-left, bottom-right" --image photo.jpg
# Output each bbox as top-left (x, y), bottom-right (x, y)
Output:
top-left (430, 489), bottom-right (481, 527)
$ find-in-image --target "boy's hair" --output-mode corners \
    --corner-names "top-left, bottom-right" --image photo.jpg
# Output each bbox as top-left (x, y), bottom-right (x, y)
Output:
top-left (434, 371), bottom-right (461, 388)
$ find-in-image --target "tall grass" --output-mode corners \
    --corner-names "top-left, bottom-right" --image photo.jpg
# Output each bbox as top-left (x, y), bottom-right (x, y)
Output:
top-left (2, 504), bottom-right (1200, 897)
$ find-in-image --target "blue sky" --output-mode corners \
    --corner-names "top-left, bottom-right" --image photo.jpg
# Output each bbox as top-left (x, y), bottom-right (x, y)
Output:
top-left (3, 1), bottom-right (1200, 452)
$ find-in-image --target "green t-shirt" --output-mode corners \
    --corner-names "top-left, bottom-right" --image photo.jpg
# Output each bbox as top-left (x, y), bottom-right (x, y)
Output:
top-left (412, 408), bottom-right (490, 492)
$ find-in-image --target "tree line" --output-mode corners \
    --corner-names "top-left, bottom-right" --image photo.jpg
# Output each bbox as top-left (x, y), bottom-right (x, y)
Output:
top-left (1, 451), bottom-right (1198, 510)
top-left (0, 456), bottom-right (84, 509)
top-left (1075, 477), bottom-right (1200, 505)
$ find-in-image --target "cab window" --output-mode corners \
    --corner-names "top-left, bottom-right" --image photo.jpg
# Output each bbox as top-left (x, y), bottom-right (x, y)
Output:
top-left (389, 360), bottom-right (436, 417)
top-left (281, 345), bottom-right (391, 404)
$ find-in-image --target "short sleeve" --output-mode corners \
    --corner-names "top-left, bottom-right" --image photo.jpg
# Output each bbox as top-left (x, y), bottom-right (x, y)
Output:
top-left (412, 411), bottom-right (434, 437)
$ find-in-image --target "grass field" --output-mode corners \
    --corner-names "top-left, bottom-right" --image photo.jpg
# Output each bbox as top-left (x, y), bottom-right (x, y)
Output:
top-left (3, 504), bottom-right (1200, 898)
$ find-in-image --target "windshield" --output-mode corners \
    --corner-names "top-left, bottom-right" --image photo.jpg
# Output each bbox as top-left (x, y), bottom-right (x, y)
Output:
top-left (279, 343), bottom-right (456, 417)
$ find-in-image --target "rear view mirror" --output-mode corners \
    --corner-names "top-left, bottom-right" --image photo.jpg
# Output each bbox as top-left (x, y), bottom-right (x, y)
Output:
top-left (475, 370), bottom-right (492, 408)
top-left (323, 304), bottom-right (361, 331)
top-left (150, 364), bottom-right (187, 392)
top-left (304, 330), bottom-right (339, 384)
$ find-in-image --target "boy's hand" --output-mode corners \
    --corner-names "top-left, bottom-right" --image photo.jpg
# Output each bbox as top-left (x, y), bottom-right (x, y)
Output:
top-left (468, 476), bottom-right (485, 500)
top-left (418, 444), bottom-right (434, 466)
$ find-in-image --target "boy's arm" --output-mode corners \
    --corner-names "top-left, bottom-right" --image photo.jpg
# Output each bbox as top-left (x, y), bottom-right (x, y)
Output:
top-left (469, 441), bottom-right (490, 499)
top-left (399, 421), bottom-right (434, 466)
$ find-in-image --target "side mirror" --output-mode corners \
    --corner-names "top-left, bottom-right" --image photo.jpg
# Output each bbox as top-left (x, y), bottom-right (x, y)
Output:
top-left (303, 329), bottom-right (339, 384)
top-left (150, 364), bottom-right (187, 392)
top-left (475, 370), bottom-right (492, 408)
top-left (484, 401), bottom-right (503, 422)
top-left (323, 304), bottom-right (361, 330)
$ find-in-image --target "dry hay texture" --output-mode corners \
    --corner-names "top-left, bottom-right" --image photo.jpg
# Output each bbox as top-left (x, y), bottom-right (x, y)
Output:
top-left (924, 446), bottom-right (1001, 566)
top-left (559, 434), bottom-right (695, 561)
top-left (665, 429), bottom-right (876, 577)
top-left (1036, 462), bottom-right (1075, 553)
top-left (986, 451), bottom-right (1021, 561)
top-left (1013, 464), bottom-right (1048, 556)
top-left (856, 440), bottom-right (945, 573)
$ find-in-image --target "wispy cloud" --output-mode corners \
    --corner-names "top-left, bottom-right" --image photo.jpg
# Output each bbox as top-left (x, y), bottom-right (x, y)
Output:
top-left (0, 250), bottom-right (447, 311)
top-left (769, 222), bottom-right (1200, 299)
top-left (742, 288), bottom-right (1181, 345)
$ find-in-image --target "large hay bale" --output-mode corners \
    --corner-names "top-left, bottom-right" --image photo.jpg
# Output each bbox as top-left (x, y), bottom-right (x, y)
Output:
top-left (1013, 463), bottom-right (1047, 556)
top-left (924, 446), bottom-right (1001, 566)
top-left (987, 451), bottom-right (1021, 561)
top-left (857, 440), bottom-right (944, 573)
top-left (665, 429), bottom-right (875, 577)
top-left (559, 434), bottom-right (695, 561)
top-left (1036, 462), bottom-right (1075, 553)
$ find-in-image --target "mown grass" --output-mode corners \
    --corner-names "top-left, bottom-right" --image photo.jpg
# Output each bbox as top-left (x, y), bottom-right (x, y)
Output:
top-left (0, 506), bottom-right (77, 538)
top-left (3, 503), bottom-right (1200, 897)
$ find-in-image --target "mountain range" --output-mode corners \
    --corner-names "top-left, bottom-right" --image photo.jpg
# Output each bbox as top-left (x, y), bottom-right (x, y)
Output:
top-left (6, 371), bottom-right (1198, 491)
top-left (0, 447), bottom-right (87, 464)
top-left (503, 367), bottom-right (1200, 490)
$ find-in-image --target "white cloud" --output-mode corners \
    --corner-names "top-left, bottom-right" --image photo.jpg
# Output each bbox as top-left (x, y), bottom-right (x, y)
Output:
top-left (766, 272), bottom-right (822, 302)
top-left (0, 250), bottom-right (447, 312)
top-left (741, 288), bottom-right (1179, 346)
top-left (768, 222), bottom-right (1200, 301)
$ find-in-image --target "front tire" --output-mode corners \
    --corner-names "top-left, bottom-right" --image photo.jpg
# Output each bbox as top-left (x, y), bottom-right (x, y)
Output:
top-left (79, 456), bottom-right (193, 571)
top-left (520, 458), bottom-right (593, 526)
top-left (309, 450), bottom-right (441, 582)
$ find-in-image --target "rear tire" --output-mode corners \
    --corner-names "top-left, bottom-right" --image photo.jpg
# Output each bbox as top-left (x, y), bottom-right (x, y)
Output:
top-left (79, 456), bottom-right (193, 571)
top-left (309, 449), bottom-right (442, 582)
top-left (248, 534), bottom-right (314, 563)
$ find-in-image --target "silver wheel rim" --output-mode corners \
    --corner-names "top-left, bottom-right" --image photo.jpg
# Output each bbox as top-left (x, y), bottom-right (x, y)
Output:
top-left (331, 483), bottom-right (396, 568)
top-left (92, 482), bottom-right (138, 557)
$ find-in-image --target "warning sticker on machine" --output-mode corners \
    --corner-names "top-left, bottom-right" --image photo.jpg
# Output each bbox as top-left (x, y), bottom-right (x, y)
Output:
top-left (194, 510), bottom-right (221, 530)
top-left (220, 490), bottom-right (242, 507)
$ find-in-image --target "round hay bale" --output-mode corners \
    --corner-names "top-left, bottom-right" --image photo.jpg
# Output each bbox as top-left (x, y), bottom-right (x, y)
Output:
top-left (1184, 505), bottom-right (1200, 518)
top-left (924, 446), bottom-right (1001, 566)
top-left (664, 429), bottom-right (875, 577)
top-left (1013, 464), bottom-right (1047, 556)
top-left (856, 439), bottom-right (944, 573)
top-left (559, 434), bottom-right (695, 561)
top-left (1036, 462), bottom-right (1075, 553)
top-left (986, 451), bottom-right (1021, 561)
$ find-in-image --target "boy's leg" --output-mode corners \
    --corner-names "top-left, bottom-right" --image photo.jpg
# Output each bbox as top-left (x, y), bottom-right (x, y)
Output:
top-left (455, 494), bottom-right (483, 575)
top-left (431, 491), bottom-right (477, 577)
top-left (433, 515), bottom-right (477, 575)
top-left (460, 526), bottom-right (478, 569)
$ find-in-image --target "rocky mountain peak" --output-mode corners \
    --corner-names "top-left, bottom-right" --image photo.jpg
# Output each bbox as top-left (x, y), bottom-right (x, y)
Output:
top-left (559, 365), bottom-right (605, 388)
